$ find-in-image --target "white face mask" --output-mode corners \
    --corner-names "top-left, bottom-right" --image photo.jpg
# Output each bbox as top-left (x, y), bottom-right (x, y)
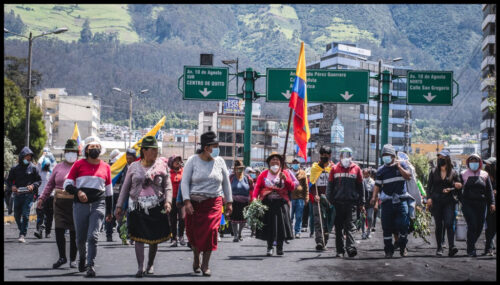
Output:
top-left (65, 152), bottom-right (77, 163)
top-left (341, 158), bottom-right (351, 168)
top-left (270, 165), bottom-right (280, 173)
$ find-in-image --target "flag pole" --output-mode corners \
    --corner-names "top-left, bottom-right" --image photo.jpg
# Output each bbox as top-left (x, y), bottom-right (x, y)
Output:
top-left (282, 108), bottom-right (293, 162)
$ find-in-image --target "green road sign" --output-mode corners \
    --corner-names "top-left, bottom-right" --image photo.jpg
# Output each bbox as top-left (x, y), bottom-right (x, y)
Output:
top-left (407, 71), bottom-right (453, 105)
top-left (266, 68), bottom-right (369, 104)
top-left (183, 66), bottom-right (228, 100)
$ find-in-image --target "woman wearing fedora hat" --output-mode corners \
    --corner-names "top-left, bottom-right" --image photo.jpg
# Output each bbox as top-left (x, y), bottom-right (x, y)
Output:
top-left (37, 139), bottom-right (80, 269)
top-left (252, 152), bottom-right (295, 256)
top-left (64, 136), bottom-right (113, 277)
top-left (181, 131), bottom-right (232, 276)
top-left (115, 135), bottom-right (173, 277)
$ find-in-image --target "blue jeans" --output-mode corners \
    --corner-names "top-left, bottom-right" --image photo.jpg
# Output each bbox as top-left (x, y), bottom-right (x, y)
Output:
top-left (73, 200), bottom-right (106, 267)
top-left (291, 199), bottom-right (305, 234)
top-left (308, 200), bottom-right (315, 233)
top-left (381, 200), bottom-right (410, 254)
top-left (13, 193), bottom-right (34, 236)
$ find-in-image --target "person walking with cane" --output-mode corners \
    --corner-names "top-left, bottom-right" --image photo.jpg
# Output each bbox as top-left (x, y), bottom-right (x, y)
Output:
top-left (309, 146), bottom-right (334, 251)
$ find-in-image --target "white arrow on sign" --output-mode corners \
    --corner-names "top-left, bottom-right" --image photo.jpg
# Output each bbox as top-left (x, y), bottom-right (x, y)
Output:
top-left (423, 92), bottom-right (436, 102)
top-left (199, 88), bottom-right (212, 97)
top-left (340, 91), bottom-right (354, 101)
top-left (281, 90), bottom-right (292, 99)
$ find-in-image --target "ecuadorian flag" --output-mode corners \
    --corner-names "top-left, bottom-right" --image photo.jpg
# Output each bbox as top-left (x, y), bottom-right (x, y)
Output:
top-left (110, 116), bottom-right (166, 186)
top-left (288, 42), bottom-right (310, 161)
top-left (71, 122), bottom-right (83, 154)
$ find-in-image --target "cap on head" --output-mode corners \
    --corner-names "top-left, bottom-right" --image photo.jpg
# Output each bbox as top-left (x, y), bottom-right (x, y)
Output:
top-left (438, 149), bottom-right (450, 157)
top-left (64, 139), bottom-right (79, 153)
top-left (140, 136), bottom-right (158, 149)
top-left (83, 136), bottom-right (105, 155)
top-left (266, 151), bottom-right (283, 166)
top-left (381, 144), bottom-right (396, 156)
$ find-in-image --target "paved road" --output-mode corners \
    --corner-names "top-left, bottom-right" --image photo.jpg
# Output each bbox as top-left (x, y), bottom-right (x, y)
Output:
top-left (3, 218), bottom-right (496, 281)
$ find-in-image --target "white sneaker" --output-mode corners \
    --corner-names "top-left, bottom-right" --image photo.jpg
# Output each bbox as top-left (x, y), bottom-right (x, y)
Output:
top-left (266, 248), bottom-right (273, 256)
top-left (18, 235), bottom-right (26, 243)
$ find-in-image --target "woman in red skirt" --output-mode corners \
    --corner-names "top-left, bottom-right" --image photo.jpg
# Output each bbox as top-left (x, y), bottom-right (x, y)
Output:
top-left (181, 131), bottom-right (232, 276)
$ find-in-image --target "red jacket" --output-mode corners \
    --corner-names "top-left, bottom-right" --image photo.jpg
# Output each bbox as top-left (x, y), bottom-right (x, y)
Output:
top-left (169, 168), bottom-right (183, 198)
top-left (252, 169), bottom-right (295, 202)
top-left (327, 162), bottom-right (364, 206)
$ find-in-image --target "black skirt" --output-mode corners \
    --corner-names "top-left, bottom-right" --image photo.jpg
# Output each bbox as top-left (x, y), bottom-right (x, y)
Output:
top-left (231, 200), bottom-right (249, 222)
top-left (255, 197), bottom-right (293, 242)
top-left (128, 203), bottom-right (171, 244)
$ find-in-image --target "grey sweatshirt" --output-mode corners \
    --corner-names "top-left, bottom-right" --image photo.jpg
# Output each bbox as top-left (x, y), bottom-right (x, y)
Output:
top-left (180, 155), bottom-right (232, 202)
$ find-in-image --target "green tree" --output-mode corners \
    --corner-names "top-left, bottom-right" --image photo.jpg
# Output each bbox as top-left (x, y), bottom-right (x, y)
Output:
top-left (3, 77), bottom-right (46, 158)
top-left (409, 153), bottom-right (430, 188)
top-left (4, 136), bottom-right (18, 175)
top-left (80, 18), bottom-right (92, 43)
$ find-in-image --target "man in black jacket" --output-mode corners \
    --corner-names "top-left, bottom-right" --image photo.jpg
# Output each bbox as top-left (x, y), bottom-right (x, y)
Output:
top-left (6, 146), bottom-right (42, 243)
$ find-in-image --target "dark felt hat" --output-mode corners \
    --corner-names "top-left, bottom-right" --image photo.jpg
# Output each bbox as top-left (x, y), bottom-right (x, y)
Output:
top-left (140, 136), bottom-right (158, 149)
top-left (266, 151), bottom-right (283, 166)
top-left (200, 131), bottom-right (219, 146)
top-left (64, 139), bottom-right (79, 152)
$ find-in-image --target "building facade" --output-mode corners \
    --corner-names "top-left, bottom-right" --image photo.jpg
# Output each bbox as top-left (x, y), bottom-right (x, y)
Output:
top-left (198, 110), bottom-right (282, 168)
top-left (480, 4), bottom-right (496, 159)
top-left (306, 42), bottom-right (412, 166)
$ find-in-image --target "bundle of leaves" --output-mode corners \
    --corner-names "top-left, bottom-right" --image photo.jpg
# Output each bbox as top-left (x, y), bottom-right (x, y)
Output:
top-left (119, 216), bottom-right (128, 242)
top-left (412, 207), bottom-right (432, 244)
top-left (243, 199), bottom-right (269, 230)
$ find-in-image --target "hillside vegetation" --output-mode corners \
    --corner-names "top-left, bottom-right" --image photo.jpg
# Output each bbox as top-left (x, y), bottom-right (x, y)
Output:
top-left (3, 4), bottom-right (483, 134)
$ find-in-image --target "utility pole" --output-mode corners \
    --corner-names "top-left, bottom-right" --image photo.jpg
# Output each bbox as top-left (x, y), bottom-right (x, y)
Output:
top-left (25, 32), bottom-right (33, 147)
top-left (375, 60), bottom-right (382, 168)
top-left (127, 92), bottom-right (134, 149)
top-left (366, 110), bottom-right (370, 166)
top-left (380, 70), bottom-right (391, 154)
top-left (241, 68), bottom-right (257, 166)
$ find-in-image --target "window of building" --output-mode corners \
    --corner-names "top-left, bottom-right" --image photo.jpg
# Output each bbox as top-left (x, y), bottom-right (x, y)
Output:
top-left (217, 117), bottom-right (233, 130)
top-left (392, 137), bottom-right (405, 146)
top-left (219, 132), bottom-right (233, 143)
top-left (220, 146), bottom-right (232, 157)
top-left (236, 146), bottom-right (244, 157)
top-left (49, 94), bottom-right (56, 99)
top-left (252, 134), bottom-right (266, 145)
top-left (236, 133), bottom-right (244, 144)
top-left (416, 148), bottom-right (420, 154)
top-left (370, 135), bottom-right (375, 144)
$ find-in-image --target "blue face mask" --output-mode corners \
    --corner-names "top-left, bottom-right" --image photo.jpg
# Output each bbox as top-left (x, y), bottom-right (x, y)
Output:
top-left (23, 159), bottom-right (29, 165)
top-left (250, 173), bottom-right (256, 179)
top-left (382, 156), bottom-right (393, 165)
top-left (291, 164), bottom-right (300, 171)
top-left (211, 147), bottom-right (220, 158)
top-left (469, 162), bottom-right (480, 171)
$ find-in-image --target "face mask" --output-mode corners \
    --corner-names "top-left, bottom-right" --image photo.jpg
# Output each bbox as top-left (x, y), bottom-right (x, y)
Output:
top-left (250, 173), bottom-right (256, 179)
top-left (437, 158), bottom-right (446, 167)
top-left (270, 165), bottom-right (280, 173)
top-left (88, 148), bottom-right (100, 159)
top-left (469, 162), bottom-right (480, 171)
top-left (23, 159), bottom-right (29, 165)
top-left (320, 157), bottom-right (329, 164)
top-left (292, 164), bottom-right (300, 171)
top-left (65, 152), bottom-right (77, 163)
top-left (341, 158), bottom-right (351, 168)
top-left (382, 156), bottom-right (393, 165)
top-left (210, 147), bottom-right (220, 158)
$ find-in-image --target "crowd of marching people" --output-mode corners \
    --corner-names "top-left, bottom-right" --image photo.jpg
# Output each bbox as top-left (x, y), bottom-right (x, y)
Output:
top-left (4, 130), bottom-right (496, 278)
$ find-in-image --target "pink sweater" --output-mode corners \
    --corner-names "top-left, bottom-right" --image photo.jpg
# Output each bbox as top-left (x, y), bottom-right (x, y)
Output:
top-left (39, 162), bottom-right (74, 201)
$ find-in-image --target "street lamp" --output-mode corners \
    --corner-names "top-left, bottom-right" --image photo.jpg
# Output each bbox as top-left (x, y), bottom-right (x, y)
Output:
top-left (375, 57), bottom-right (403, 168)
top-left (222, 58), bottom-right (239, 163)
top-left (111, 87), bottom-right (149, 148)
top-left (4, 27), bottom-right (68, 147)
